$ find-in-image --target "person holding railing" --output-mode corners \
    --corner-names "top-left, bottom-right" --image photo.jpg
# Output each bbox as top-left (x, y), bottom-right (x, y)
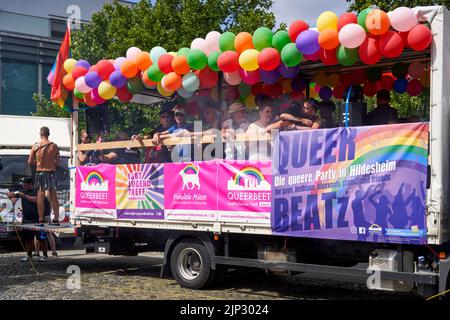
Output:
top-left (98, 131), bottom-right (141, 164)
top-left (246, 104), bottom-right (274, 161)
top-left (266, 99), bottom-right (321, 132)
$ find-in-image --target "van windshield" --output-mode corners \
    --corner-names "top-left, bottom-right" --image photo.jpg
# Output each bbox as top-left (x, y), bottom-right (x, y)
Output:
top-left (0, 155), bottom-right (70, 188)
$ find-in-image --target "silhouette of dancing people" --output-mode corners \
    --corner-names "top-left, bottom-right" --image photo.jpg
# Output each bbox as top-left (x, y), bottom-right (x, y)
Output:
top-left (389, 183), bottom-right (415, 229)
top-left (351, 185), bottom-right (373, 241)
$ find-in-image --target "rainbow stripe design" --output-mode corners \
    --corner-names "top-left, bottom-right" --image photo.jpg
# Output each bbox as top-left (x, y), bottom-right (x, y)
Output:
top-left (182, 163), bottom-right (198, 174)
top-left (85, 172), bottom-right (104, 185)
top-left (116, 164), bottom-right (164, 210)
top-left (234, 167), bottom-right (265, 186)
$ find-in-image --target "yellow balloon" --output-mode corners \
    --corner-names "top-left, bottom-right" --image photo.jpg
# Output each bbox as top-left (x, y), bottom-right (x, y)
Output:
top-left (317, 11), bottom-right (338, 32)
top-left (314, 72), bottom-right (329, 87)
top-left (63, 58), bottom-right (77, 73)
top-left (98, 80), bottom-right (116, 100)
top-left (157, 82), bottom-right (174, 97)
top-left (239, 49), bottom-right (259, 71)
top-left (245, 94), bottom-right (257, 109)
top-left (327, 73), bottom-right (341, 87)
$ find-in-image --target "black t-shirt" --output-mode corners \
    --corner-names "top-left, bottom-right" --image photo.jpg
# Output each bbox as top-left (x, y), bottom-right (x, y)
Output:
top-left (367, 104), bottom-right (398, 125)
top-left (149, 125), bottom-right (171, 163)
top-left (111, 148), bottom-right (141, 164)
top-left (21, 189), bottom-right (51, 222)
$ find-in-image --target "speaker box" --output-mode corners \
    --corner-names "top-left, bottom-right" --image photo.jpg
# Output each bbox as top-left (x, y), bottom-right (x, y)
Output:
top-left (337, 102), bottom-right (367, 127)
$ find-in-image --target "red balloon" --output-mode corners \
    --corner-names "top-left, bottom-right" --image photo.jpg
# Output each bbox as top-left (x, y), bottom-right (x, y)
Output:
top-left (379, 75), bottom-right (395, 90)
top-left (225, 86), bottom-right (240, 101)
top-left (116, 86), bottom-right (133, 102)
top-left (158, 54), bottom-right (174, 74)
top-left (71, 66), bottom-right (88, 80)
top-left (251, 83), bottom-right (265, 96)
top-left (195, 67), bottom-right (218, 88)
top-left (258, 48), bottom-right (281, 71)
top-left (379, 31), bottom-right (405, 58)
top-left (407, 79), bottom-right (423, 96)
top-left (217, 51), bottom-right (240, 73)
top-left (399, 31), bottom-right (410, 48)
top-left (96, 60), bottom-right (115, 80)
top-left (333, 84), bottom-right (346, 99)
top-left (359, 37), bottom-right (382, 65)
top-left (363, 81), bottom-right (378, 97)
top-left (352, 69), bottom-right (367, 84)
top-left (267, 83), bottom-right (283, 97)
top-left (320, 48), bottom-right (338, 66)
top-left (338, 12), bottom-right (357, 31)
top-left (407, 24), bottom-right (432, 51)
top-left (288, 20), bottom-right (309, 42)
top-left (83, 93), bottom-right (97, 107)
top-left (304, 50), bottom-right (321, 61)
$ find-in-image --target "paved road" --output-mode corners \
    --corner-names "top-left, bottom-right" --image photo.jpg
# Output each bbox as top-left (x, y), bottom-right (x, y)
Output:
top-left (0, 247), bottom-right (422, 300)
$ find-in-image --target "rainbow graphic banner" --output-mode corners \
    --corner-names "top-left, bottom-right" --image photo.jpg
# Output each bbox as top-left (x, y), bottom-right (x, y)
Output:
top-left (272, 122), bottom-right (429, 244)
top-left (116, 164), bottom-right (164, 220)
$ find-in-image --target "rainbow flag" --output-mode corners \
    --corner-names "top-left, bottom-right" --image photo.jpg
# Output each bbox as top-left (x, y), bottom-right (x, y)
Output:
top-left (47, 23), bottom-right (71, 105)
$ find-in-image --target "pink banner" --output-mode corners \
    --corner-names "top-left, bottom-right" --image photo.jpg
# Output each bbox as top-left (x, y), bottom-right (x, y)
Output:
top-left (164, 161), bottom-right (218, 220)
top-left (75, 164), bottom-right (116, 217)
top-left (217, 161), bottom-right (272, 223)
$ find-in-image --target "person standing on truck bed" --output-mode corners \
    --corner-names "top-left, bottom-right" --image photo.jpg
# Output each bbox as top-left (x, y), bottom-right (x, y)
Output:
top-left (366, 89), bottom-right (398, 125)
top-left (222, 102), bottom-right (250, 160)
top-left (7, 177), bottom-right (49, 262)
top-left (99, 131), bottom-right (141, 165)
top-left (266, 99), bottom-right (321, 132)
top-left (28, 127), bottom-right (60, 226)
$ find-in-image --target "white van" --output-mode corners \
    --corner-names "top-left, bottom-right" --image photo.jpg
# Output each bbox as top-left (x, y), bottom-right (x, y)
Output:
top-left (0, 115), bottom-right (72, 240)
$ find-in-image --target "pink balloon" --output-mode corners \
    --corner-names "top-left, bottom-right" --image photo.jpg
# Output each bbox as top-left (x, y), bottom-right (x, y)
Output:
top-left (239, 69), bottom-right (260, 85)
top-left (205, 31), bottom-right (221, 53)
top-left (191, 38), bottom-right (209, 55)
top-left (90, 89), bottom-right (106, 105)
top-left (407, 79), bottom-right (423, 96)
top-left (114, 57), bottom-right (127, 70)
top-left (224, 71), bottom-right (242, 85)
top-left (389, 7), bottom-right (418, 32)
top-left (126, 47), bottom-right (142, 59)
top-left (338, 23), bottom-right (366, 49)
top-left (75, 76), bottom-right (92, 93)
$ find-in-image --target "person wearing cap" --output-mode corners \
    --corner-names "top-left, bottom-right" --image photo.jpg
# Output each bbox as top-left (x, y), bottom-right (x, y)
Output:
top-left (266, 99), bottom-right (321, 132)
top-left (153, 105), bottom-right (194, 162)
top-left (366, 89), bottom-right (398, 125)
top-left (222, 102), bottom-right (250, 160)
top-left (319, 100), bottom-right (337, 129)
top-left (6, 177), bottom-right (50, 262)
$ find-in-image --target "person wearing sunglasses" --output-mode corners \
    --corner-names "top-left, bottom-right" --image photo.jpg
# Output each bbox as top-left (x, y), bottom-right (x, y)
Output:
top-left (153, 105), bottom-right (194, 162)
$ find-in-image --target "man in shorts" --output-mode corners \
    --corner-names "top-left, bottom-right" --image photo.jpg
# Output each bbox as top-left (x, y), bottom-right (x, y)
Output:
top-left (7, 177), bottom-right (49, 262)
top-left (28, 127), bottom-right (60, 226)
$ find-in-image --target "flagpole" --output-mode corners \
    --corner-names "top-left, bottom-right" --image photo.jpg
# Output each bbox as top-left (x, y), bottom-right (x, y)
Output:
top-left (69, 93), bottom-right (78, 221)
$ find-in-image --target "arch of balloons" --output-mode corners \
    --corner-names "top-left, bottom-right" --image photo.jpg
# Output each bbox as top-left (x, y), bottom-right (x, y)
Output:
top-left (58, 6), bottom-right (432, 109)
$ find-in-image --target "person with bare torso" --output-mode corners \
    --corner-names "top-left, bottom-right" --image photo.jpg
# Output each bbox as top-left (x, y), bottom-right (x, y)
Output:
top-left (28, 127), bottom-right (60, 226)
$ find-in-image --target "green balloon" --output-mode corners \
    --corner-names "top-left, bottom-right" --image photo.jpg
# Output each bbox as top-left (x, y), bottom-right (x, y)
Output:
top-left (127, 76), bottom-right (144, 94)
top-left (272, 30), bottom-right (291, 52)
top-left (366, 67), bottom-right (382, 82)
top-left (208, 51), bottom-right (221, 72)
top-left (219, 32), bottom-right (236, 52)
top-left (147, 64), bottom-right (164, 82)
top-left (337, 45), bottom-right (357, 66)
top-left (253, 27), bottom-right (273, 51)
top-left (74, 88), bottom-right (83, 99)
top-left (177, 47), bottom-right (191, 56)
top-left (281, 43), bottom-right (302, 67)
top-left (357, 8), bottom-right (372, 32)
top-left (238, 83), bottom-right (251, 97)
top-left (187, 49), bottom-right (208, 70)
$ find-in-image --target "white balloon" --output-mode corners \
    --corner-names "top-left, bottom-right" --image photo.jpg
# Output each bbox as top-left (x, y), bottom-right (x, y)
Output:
top-left (75, 76), bottom-right (92, 93)
top-left (205, 31), bottom-right (221, 53)
top-left (177, 87), bottom-right (194, 98)
top-left (338, 23), bottom-right (366, 49)
top-left (126, 47), bottom-right (142, 59)
top-left (191, 38), bottom-right (209, 55)
top-left (223, 71), bottom-right (242, 86)
top-left (389, 7), bottom-right (418, 32)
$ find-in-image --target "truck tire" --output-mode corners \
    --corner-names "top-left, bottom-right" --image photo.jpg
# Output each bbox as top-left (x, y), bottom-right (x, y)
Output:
top-left (170, 238), bottom-right (217, 289)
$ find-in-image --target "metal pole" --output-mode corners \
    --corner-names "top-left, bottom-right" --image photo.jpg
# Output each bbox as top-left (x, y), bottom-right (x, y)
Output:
top-left (217, 71), bottom-right (223, 127)
top-left (69, 95), bottom-right (78, 220)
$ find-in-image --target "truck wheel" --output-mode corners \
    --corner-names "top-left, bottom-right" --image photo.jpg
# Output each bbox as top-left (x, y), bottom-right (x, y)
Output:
top-left (170, 239), bottom-right (216, 289)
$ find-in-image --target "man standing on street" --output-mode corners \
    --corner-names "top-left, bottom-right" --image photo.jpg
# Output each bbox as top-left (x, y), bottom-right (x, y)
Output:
top-left (28, 127), bottom-right (60, 226)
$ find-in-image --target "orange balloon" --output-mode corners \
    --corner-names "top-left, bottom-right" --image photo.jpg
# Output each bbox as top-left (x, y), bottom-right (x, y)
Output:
top-left (318, 29), bottom-right (340, 50)
top-left (366, 10), bottom-right (390, 36)
top-left (162, 72), bottom-right (182, 91)
top-left (141, 71), bottom-right (156, 88)
top-left (171, 55), bottom-right (190, 75)
top-left (120, 59), bottom-right (138, 78)
top-left (83, 93), bottom-right (96, 107)
top-left (62, 73), bottom-right (75, 90)
top-left (234, 32), bottom-right (255, 54)
top-left (134, 51), bottom-right (152, 70)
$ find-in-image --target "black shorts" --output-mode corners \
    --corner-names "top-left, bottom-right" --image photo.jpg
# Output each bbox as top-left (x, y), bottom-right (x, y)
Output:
top-left (35, 171), bottom-right (58, 191)
top-left (21, 219), bottom-right (38, 241)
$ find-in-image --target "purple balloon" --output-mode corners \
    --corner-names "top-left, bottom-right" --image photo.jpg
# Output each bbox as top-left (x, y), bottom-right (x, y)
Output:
top-left (278, 64), bottom-right (299, 78)
top-left (75, 59), bottom-right (91, 70)
top-left (84, 71), bottom-right (102, 89)
top-left (296, 30), bottom-right (320, 55)
top-left (291, 77), bottom-right (307, 92)
top-left (259, 69), bottom-right (279, 84)
top-left (114, 57), bottom-right (127, 70)
top-left (109, 70), bottom-right (127, 88)
top-left (319, 86), bottom-right (333, 101)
